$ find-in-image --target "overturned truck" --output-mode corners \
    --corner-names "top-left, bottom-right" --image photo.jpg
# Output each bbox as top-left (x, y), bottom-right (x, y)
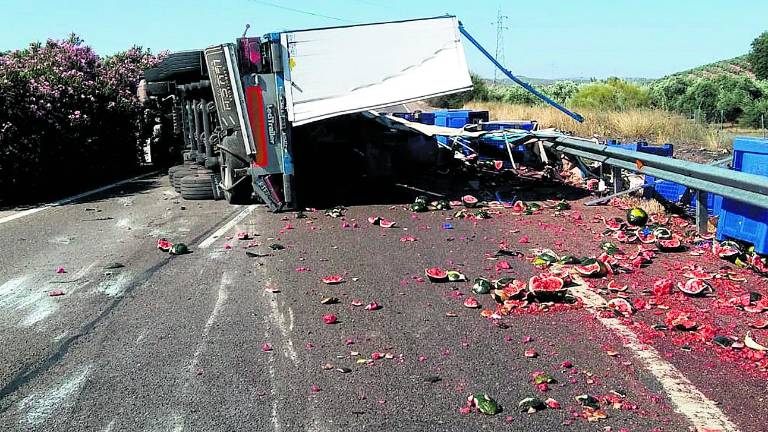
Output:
top-left (141, 16), bottom-right (473, 210)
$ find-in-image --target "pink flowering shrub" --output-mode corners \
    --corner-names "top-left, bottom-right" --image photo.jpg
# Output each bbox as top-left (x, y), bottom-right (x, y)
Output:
top-left (0, 34), bottom-right (163, 202)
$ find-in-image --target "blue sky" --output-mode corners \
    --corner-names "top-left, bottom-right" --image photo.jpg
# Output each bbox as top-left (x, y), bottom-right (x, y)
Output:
top-left (1, 0), bottom-right (767, 79)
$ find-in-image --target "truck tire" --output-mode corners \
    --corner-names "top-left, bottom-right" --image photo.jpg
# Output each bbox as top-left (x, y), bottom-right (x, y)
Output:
top-left (181, 174), bottom-right (216, 200)
top-left (145, 51), bottom-right (204, 82)
top-left (221, 154), bottom-right (251, 204)
top-left (173, 167), bottom-right (211, 192)
top-left (168, 164), bottom-right (187, 186)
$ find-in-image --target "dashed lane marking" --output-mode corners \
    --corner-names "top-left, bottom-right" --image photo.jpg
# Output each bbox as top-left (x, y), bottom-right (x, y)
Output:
top-left (570, 281), bottom-right (740, 432)
top-left (197, 205), bottom-right (257, 249)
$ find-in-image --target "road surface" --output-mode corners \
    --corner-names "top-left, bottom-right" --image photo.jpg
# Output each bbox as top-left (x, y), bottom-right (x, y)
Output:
top-left (0, 174), bottom-right (764, 431)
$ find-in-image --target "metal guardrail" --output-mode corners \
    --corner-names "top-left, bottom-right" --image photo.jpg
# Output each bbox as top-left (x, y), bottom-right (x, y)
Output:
top-left (527, 131), bottom-right (768, 232)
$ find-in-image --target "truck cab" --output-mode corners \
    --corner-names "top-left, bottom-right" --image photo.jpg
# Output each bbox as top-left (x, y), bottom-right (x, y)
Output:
top-left (141, 16), bottom-right (472, 210)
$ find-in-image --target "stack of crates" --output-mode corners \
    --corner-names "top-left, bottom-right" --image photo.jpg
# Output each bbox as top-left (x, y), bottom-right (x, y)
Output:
top-left (716, 137), bottom-right (768, 254)
top-left (606, 140), bottom-right (723, 215)
top-left (433, 110), bottom-right (489, 145)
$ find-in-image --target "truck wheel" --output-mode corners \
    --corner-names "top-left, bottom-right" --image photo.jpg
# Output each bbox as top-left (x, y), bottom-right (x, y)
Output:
top-left (173, 167), bottom-right (211, 192)
top-left (168, 165), bottom-right (187, 186)
top-left (221, 156), bottom-right (251, 204)
top-left (180, 174), bottom-right (216, 200)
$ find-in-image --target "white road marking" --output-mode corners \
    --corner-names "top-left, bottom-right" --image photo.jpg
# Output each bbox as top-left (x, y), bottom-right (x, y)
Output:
top-left (184, 271), bottom-right (231, 393)
top-left (18, 366), bottom-right (91, 426)
top-left (0, 172), bottom-right (157, 225)
top-left (266, 294), bottom-right (298, 364)
top-left (197, 205), bottom-right (257, 249)
top-left (570, 282), bottom-right (741, 432)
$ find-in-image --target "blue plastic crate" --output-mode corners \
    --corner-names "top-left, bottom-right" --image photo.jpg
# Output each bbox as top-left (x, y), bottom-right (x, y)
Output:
top-left (418, 112), bottom-right (435, 125)
top-left (716, 137), bottom-right (768, 254)
top-left (391, 112), bottom-right (417, 122)
top-left (608, 141), bottom-right (674, 157)
top-left (732, 136), bottom-right (768, 176)
top-left (481, 120), bottom-right (537, 132)
top-left (434, 110), bottom-right (489, 145)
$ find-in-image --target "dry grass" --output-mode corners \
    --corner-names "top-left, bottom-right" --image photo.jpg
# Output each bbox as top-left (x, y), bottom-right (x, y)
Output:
top-left (465, 102), bottom-right (734, 149)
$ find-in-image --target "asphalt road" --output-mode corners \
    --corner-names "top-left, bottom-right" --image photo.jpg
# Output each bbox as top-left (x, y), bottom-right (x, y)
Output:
top-left (0, 174), bottom-right (762, 431)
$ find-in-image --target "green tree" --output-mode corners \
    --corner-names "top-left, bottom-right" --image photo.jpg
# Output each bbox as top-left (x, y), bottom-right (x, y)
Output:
top-left (749, 32), bottom-right (768, 80)
top-left (570, 78), bottom-right (649, 110)
top-left (740, 98), bottom-right (768, 128)
top-left (676, 79), bottom-right (719, 121)
top-left (545, 80), bottom-right (579, 105)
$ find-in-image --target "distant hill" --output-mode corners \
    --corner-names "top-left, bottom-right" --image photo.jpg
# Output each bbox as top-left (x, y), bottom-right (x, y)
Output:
top-left (663, 55), bottom-right (755, 80)
top-left (486, 76), bottom-right (653, 86)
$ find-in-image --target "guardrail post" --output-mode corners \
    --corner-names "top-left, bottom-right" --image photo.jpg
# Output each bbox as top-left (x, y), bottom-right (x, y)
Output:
top-left (612, 167), bottom-right (622, 194)
top-left (695, 189), bottom-right (708, 234)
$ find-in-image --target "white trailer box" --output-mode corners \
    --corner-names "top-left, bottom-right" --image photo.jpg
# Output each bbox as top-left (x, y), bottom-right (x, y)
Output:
top-left (280, 16), bottom-right (472, 126)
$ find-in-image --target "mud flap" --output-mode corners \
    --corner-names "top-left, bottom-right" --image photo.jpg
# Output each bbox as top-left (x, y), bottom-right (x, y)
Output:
top-left (252, 175), bottom-right (284, 212)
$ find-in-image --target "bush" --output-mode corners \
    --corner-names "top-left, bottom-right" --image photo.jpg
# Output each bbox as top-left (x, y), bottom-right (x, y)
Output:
top-left (0, 35), bottom-right (161, 202)
top-left (749, 32), bottom-right (768, 80)
top-left (570, 78), bottom-right (649, 110)
top-left (740, 98), bottom-right (768, 128)
top-left (429, 73), bottom-right (489, 108)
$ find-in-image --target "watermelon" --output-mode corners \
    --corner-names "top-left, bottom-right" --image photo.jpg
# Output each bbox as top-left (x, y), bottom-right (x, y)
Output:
top-left (462, 195), bottom-right (479, 208)
top-left (554, 200), bottom-right (571, 211)
top-left (657, 237), bottom-right (683, 252)
top-left (626, 207), bottom-right (648, 226)
top-left (475, 210), bottom-right (491, 219)
top-left (528, 274), bottom-right (567, 300)
top-left (468, 393), bottom-right (501, 415)
top-left (637, 230), bottom-right (656, 244)
top-left (526, 202), bottom-right (542, 212)
top-left (157, 239), bottom-right (173, 251)
top-left (367, 216), bottom-right (382, 225)
top-left (608, 298), bottom-right (635, 316)
top-left (533, 252), bottom-right (560, 267)
top-left (713, 240), bottom-right (741, 259)
top-left (652, 227), bottom-right (672, 240)
top-left (379, 219), bottom-right (396, 228)
top-left (494, 160), bottom-right (504, 170)
top-left (491, 289), bottom-right (507, 303)
top-left (493, 277), bottom-right (515, 289)
top-left (446, 270), bottom-right (467, 282)
top-left (511, 201), bottom-right (527, 213)
top-left (435, 200), bottom-right (451, 210)
top-left (557, 255), bottom-right (581, 265)
top-left (604, 217), bottom-right (625, 231)
top-left (607, 280), bottom-right (628, 292)
top-left (410, 202), bottom-right (428, 212)
top-left (600, 241), bottom-right (619, 254)
top-left (749, 319), bottom-right (768, 329)
top-left (169, 243), bottom-right (189, 255)
top-left (677, 278), bottom-right (712, 296)
top-left (414, 195), bottom-right (429, 205)
top-left (425, 267), bottom-right (448, 282)
top-left (750, 254), bottom-right (768, 273)
top-left (472, 278), bottom-right (492, 294)
top-left (501, 280), bottom-right (528, 300)
top-left (574, 262), bottom-right (606, 278)
top-left (321, 275), bottom-right (344, 285)
top-left (463, 297), bottom-right (480, 308)
top-left (681, 268), bottom-right (713, 280)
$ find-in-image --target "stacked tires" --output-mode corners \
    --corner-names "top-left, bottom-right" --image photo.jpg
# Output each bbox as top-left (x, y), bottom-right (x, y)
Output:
top-left (180, 174), bottom-right (217, 200)
top-left (168, 164), bottom-right (217, 200)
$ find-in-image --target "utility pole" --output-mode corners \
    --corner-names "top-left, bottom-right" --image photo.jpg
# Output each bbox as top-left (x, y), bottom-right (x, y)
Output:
top-left (493, 8), bottom-right (508, 85)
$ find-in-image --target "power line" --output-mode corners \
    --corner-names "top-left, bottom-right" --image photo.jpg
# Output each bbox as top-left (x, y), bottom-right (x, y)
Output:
top-left (493, 8), bottom-right (509, 84)
top-left (246, 0), bottom-right (353, 23)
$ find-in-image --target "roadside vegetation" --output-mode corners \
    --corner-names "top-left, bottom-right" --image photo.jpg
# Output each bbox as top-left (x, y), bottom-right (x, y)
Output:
top-left (434, 32), bottom-right (768, 149)
top-left (0, 35), bottom-right (162, 203)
